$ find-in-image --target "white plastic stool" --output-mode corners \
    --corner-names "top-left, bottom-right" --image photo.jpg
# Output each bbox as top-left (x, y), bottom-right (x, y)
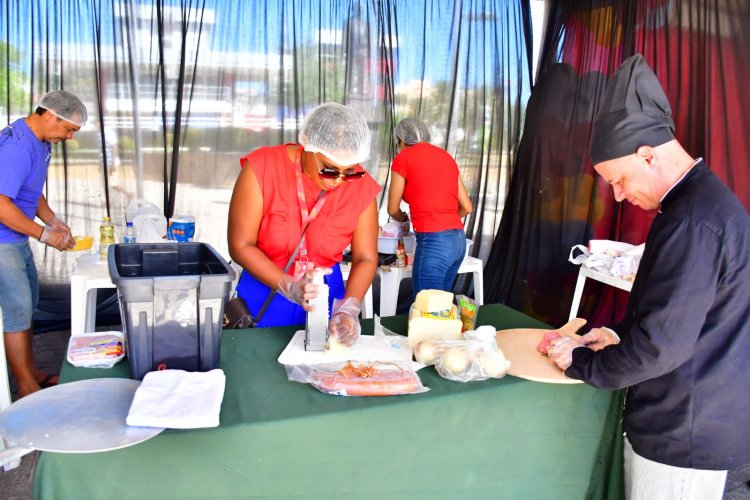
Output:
top-left (339, 263), bottom-right (374, 319)
top-left (70, 255), bottom-right (116, 336)
top-left (377, 255), bottom-right (484, 317)
top-left (568, 266), bottom-right (633, 321)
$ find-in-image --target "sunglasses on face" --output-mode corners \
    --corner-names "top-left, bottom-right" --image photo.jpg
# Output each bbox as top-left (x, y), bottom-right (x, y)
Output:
top-left (317, 164), bottom-right (366, 181)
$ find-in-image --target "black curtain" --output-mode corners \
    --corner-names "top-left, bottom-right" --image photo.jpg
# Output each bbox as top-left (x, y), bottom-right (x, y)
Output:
top-left (0, 0), bottom-right (532, 329)
top-left (485, 0), bottom-right (750, 328)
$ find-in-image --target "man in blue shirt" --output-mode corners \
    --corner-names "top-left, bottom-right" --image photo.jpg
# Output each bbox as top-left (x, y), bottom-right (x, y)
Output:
top-left (0, 90), bottom-right (87, 398)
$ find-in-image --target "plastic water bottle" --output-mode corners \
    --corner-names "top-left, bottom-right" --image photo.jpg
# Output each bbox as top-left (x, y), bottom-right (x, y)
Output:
top-left (123, 221), bottom-right (136, 244)
top-left (99, 216), bottom-right (115, 256)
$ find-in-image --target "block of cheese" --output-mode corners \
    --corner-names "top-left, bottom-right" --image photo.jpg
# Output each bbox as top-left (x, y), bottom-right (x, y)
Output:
top-left (408, 304), bottom-right (463, 348)
top-left (414, 289), bottom-right (454, 313)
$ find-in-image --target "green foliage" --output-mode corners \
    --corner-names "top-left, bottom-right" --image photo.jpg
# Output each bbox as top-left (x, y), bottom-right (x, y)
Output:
top-left (0, 41), bottom-right (29, 113)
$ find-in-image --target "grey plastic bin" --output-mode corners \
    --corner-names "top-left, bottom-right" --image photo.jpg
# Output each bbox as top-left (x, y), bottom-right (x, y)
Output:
top-left (108, 242), bottom-right (235, 380)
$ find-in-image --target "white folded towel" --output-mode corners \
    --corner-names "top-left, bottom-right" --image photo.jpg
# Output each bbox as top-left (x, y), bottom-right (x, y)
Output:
top-left (126, 369), bottom-right (226, 429)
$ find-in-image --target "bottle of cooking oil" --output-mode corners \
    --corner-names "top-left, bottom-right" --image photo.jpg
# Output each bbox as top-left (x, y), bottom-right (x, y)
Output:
top-left (99, 216), bottom-right (116, 256)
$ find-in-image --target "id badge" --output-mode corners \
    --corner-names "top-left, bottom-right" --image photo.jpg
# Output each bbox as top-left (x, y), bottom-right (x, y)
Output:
top-left (293, 259), bottom-right (315, 277)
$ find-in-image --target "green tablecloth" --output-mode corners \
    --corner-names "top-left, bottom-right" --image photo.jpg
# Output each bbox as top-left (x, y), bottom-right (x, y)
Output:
top-left (33, 304), bottom-right (624, 499)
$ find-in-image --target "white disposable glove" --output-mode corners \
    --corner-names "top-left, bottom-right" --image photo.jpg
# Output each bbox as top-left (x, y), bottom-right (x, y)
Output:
top-left (276, 267), bottom-right (332, 311)
top-left (548, 336), bottom-right (582, 370)
top-left (40, 225), bottom-right (75, 251)
top-left (48, 214), bottom-right (72, 236)
top-left (580, 327), bottom-right (621, 352)
top-left (327, 297), bottom-right (362, 348)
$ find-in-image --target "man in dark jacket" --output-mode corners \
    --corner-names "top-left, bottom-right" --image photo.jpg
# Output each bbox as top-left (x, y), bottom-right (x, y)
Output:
top-left (548, 54), bottom-right (750, 499)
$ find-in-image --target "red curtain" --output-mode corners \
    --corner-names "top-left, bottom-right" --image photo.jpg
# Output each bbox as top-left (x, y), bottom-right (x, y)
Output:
top-left (485, 0), bottom-right (750, 327)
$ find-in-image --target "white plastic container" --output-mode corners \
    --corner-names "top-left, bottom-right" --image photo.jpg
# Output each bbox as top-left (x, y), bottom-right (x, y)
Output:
top-left (378, 234), bottom-right (416, 254)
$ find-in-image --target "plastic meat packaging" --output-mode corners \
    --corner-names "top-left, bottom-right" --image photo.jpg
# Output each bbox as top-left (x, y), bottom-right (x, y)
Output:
top-left (67, 331), bottom-right (125, 369)
top-left (286, 360), bottom-right (428, 397)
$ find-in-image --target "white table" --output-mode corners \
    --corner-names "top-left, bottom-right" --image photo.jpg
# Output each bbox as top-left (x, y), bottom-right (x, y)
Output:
top-left (70, 257), bottom-right (374, 334)
top-left (568, 266), bottom-right (633, 320)
top-left (338, 262), bottom-right (373, 319)
top-left (70, 255), bottom-right (116, 336)
top-left (377, 256), bottom-right (484, 317)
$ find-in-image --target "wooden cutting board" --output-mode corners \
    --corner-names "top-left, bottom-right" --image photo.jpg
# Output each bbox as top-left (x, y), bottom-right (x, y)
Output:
top-left (495, 328), bottom-right (583, 384)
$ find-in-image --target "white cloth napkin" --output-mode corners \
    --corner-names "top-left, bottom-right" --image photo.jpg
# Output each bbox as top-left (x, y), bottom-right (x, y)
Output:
top-left (126, 369), bottom-right (226, 429)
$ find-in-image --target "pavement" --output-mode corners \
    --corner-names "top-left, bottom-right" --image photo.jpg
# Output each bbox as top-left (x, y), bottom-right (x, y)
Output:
top-left (2, 327), bottom-right (750, 499)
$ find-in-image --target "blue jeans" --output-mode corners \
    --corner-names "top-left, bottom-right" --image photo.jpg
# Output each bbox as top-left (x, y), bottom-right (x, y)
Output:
top-left (413, 229), bottom-right (466, 296)
top-left (0, 241), bottom-right (39, 331)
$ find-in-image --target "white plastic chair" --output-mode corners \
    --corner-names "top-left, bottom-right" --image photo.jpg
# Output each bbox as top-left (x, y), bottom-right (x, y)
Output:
top-left (377, 238), bottom-right (484, 317)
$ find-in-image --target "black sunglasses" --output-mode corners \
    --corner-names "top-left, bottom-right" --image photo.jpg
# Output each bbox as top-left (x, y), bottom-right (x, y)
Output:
top-left (318, 165), bottom-right (366, 181)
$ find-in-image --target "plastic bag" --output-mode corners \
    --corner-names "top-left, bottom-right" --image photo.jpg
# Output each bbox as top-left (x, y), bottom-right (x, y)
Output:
top-left (67, 331), bottom-right (125, 369)
top-left (569, 241), bottom-right (645, 280)
top-left (126, 198), bottom-right (162, 222)
top-left (126, 199), bottom-right (167, 243)
top-left (285, 360), bottom-right (429, 397)
top-left (414, 325), bottom-right (510, 383)
top-left (380, 221), bottom-right (409, 238)
top-left (373, 315), bottom-right (411, 353)
top-left (456, 294), bottom-right (479, 332)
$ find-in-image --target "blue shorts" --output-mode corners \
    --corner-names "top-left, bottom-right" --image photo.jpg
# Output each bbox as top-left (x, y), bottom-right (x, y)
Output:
top-left (0, 241), bottom-right (39, 332)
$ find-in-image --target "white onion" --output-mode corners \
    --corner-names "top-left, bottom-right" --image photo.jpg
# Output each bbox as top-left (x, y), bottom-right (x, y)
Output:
top-left (414, 340), bottom-right (438, 365)
top-left (443, 347), bottom-right (471, 374)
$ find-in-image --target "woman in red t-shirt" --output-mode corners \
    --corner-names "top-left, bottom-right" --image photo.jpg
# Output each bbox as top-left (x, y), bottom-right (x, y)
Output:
top-left (387, 118), bottom-right (473, 296)
top-left (228, 103), bottom-right (380, 346)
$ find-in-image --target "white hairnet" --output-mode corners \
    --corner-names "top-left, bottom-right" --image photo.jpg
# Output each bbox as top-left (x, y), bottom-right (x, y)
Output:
top-left (298, 103), bottom-right (371, 165)
top-left (393, 117), bottom-right (431, 146)
top-left (38, 90), bottom-right (88, 127)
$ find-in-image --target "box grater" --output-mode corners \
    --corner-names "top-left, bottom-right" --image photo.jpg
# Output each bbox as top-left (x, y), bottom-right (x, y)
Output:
top-left (304, 272), bottom-right (329, 351)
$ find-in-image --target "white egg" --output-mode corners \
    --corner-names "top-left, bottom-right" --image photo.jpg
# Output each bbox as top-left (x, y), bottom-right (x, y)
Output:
top-left (480, 349), bottom-right (510, 378)
top-left (443, 347), bottom-right (471, 374)
top-left (414, 340), bottom-right (438, 365)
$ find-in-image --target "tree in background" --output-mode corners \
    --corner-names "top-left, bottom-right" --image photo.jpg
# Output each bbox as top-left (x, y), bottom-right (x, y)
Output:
top-left (0, 41), bottom-right (28, 119)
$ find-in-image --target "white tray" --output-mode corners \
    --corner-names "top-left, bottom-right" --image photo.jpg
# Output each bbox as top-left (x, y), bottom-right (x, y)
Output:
top-left (0, 378), bottom-right (164, 453)
top-left (277, 330), bottom-right (414, 367)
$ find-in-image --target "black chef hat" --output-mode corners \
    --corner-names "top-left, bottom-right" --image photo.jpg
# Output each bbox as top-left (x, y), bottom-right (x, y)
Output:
top-left (590, 54), bottom-right (674, 164)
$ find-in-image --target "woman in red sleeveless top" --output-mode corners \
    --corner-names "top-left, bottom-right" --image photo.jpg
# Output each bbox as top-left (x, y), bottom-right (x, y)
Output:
top-left (387, 118), bottom-right (473, 297)
top-left (228, 103), bottom-right (380, 346)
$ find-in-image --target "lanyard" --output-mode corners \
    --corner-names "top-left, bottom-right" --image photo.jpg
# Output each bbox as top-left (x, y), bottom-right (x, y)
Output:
top-left (294, 147), bottom-right (327, 265)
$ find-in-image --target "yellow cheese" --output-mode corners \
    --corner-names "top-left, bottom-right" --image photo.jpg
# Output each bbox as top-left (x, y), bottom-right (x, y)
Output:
top-left (414, 289), bottom-right (454, 313)
top-left (408, 305), bottom-right (463, 348)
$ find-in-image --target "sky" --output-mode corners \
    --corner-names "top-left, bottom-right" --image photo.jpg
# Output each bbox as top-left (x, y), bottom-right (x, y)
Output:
top-left (0, 0), bottom-right (540, 89)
